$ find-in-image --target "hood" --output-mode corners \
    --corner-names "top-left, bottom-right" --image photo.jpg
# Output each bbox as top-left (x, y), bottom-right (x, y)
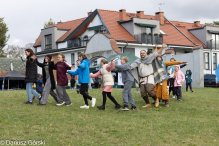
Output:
top-left (186, 69), bottom-right (192, 75)
top-left (82, 59), bottom-right (90, 67)
top-left (175, 65), bottom-right (181, 71)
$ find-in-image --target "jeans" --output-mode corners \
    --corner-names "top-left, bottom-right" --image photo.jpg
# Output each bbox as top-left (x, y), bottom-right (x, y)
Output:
top-left (186, 83), bottom-right (192, 91)
top-left (26, 83), bottom-right (40, 102)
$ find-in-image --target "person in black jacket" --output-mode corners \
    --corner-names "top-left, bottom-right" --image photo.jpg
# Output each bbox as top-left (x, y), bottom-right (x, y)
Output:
top-left (24, 49), bottom-right (41, 104)
top-left (32, 54), bottom-right (58, 105)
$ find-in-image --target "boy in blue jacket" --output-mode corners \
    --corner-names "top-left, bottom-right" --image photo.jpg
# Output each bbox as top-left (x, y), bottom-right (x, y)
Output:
top-left (67, 53), bottom-right (96, 109)
top-left (185, 69), bottom-right (193, 92)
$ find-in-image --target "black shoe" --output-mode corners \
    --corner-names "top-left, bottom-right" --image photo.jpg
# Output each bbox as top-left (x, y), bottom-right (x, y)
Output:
top-left (37, 103), bottom-right (46, 106)
top-left (97, 105), bottom-right (105, 110)
top-left (120, 105), bottom-right (129, 111)
top-left (25, 101), bottom-right (33, 104)
top-left (114, 104), bottom-right (121, 109)
top-left (130, 106), bottom-right (137, 110)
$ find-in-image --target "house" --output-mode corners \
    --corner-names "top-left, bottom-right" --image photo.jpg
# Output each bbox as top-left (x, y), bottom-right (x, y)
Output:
top-left (34, 9), bottom-right (217, 87)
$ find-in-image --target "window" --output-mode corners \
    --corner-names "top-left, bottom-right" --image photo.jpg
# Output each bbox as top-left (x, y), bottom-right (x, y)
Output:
top-left (45, 35), bottom-right (52, 49)
top-left (205, 53), bottom-right (209, 70)
top-left (213, 53), bottom-right (217, 70)
top-left (141, 27), bottom-right (152, 34)
top-left (211, 34), bottom-right (219, 49)
top-left (93, 60), bottom-right (97, 66)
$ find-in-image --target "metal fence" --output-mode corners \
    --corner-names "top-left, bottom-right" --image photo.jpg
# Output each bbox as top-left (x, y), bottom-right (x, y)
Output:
top-left (67, 36), bottom-right (91, 48)
top-left (134, 34), bottom-right (163, 44)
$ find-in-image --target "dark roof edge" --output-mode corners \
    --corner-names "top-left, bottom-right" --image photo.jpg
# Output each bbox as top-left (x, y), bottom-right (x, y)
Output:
top-left (188, 26), bottom-right (205, 31)
top-left (63, 9), bottom-right (98, 41)
top-left (164, 16), bottom-right (196, 46)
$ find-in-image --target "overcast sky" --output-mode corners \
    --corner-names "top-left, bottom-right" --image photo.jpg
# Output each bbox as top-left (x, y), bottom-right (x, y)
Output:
top-left (1, 0), bottom-right (219, 49)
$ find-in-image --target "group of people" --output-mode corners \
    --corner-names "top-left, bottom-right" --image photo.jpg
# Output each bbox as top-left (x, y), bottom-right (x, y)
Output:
top-left (24, 42), bottom-right (193, 110)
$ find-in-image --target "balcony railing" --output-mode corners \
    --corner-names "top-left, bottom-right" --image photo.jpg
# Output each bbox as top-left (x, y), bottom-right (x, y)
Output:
top-left (134, 33), bottom-right (163, 44)
top-left (67, 36), bottom-right (91, 48)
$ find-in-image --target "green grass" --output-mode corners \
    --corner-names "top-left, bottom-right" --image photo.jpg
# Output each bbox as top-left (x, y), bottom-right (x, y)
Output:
top-left (0, 88), bottom-right (219, 146)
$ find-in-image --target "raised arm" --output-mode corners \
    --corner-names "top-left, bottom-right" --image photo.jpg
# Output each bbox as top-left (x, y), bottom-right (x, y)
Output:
top-left (90, 70), bottom-right (102, 78)
top-left (157, 43), bottom-right (166, 55)
top-left (35, 59), bottom-right (45, 68)
top-left (164, 61), bottom-right (187, 67)
top-left (106, 60), bottom-right (115, 72)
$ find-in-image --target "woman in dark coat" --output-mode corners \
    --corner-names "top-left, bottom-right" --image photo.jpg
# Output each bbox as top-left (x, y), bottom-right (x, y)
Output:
top-left (32, 54), bottom-right (58, 105)
top-left (25, 49), bottom-right (41, 104)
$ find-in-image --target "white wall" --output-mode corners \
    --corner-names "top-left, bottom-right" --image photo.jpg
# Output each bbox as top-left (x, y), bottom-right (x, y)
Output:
top-left (58, 41), bottom-right (67, 49)
top-left (37, 56), bottom-right (45, 75)
top-left (88, 15), bottom-right (102, 27)
top-left (37, 47), bottom-right (41, 52)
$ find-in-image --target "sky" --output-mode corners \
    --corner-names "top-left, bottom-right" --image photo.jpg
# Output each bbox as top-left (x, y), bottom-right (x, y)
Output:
top-left (0, 0), bottom-right (219, 49)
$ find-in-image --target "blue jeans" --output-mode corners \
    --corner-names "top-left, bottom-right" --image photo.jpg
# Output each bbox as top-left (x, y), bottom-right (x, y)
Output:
top-left (26, 83), bottom-right (40, 102)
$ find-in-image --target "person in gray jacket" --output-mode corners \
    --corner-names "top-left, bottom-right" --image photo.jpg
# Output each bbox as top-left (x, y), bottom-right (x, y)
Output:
top-left (113, 56), bottom-right (136, 111)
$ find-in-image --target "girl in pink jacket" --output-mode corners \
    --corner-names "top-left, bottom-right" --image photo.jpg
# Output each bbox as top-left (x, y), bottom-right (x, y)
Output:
top-left (169, 65), bottom-right (185, 101)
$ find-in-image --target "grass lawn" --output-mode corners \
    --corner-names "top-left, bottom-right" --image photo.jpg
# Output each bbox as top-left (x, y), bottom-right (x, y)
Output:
top-left (0, 88), bottom-right (219, 146)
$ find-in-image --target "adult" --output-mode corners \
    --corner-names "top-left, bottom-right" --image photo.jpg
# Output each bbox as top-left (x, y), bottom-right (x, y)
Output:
top-left (68, 53), bottom-right (96, 109)
top-left (24, 49), bottom-right (41, 104)
top-left (131, 43), bottom-right (166, 108)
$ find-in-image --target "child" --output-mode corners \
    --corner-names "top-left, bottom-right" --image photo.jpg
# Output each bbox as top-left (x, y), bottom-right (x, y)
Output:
top-left (90, 58), bottom-right (121, 110)
top-left (169, 65), bottom-right (185, 101)
top-left (67, 53), bottom-right (96, 109)
top-left (185, 69), bottom-right (193, 92)
top-left (32, 75), bottom-right (43, 102)
top-left (113, 56), bottom-right (136, 110)
top-left (54, 54), bottom-right (72, 106)
top-left (32, 55), bottom-right (58, 105)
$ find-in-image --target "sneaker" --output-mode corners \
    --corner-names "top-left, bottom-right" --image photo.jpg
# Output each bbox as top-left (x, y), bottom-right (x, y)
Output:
top-left (191, 91), bottom-right (193, 92)
top-left (91, 98), bottom-right (96, 107)
top-left (172, 95), bottom-right (175, 99)
top-left (25, 101), bottom-right (33, 104)
top-left (142, 104), bottom-right (151, 108)
top-left (80, 105), bottom-right (89, 109)
top-left (114, 104), bottom-right (121, 109)
top-left (130, 106), bottom-right (137, 110)
top-left (65, 103), bottom-right (72, 107)
top-left (165, 103), bottom-right (169, 107)
top-left (120, 106), bottom-right (129, 111)
top-left (97, 105), bottom-right (105, 110)
top-left (56, 102), bottom-right (65, 106)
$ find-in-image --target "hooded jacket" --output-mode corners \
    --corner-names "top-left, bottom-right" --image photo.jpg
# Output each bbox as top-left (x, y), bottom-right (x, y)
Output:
top-left (185, 69), bottom-right (192, 83)
top-left (169, 65), bottom-right (185, 87)
top-left (68, 59), bottom-right (90, 84)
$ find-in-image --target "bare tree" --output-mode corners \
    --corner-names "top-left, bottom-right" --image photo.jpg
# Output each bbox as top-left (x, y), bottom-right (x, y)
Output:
top-left (5, 45), bottom-right (26, 58)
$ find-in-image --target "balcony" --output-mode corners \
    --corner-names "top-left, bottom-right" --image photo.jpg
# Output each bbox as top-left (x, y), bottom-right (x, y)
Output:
top-left (134, 33), bottom-right (163, 44)
top-left (67, 36), bottom-right (91, 48)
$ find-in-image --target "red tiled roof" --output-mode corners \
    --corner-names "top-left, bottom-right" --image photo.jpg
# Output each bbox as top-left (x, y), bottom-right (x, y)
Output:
top-left (110, 40), bottom-right (122, 54)
top-left (34, 34), bottom-right (41, 47)
top-left (165, 48), bottom-right (175, 54)
top-left (161, 23), bottom-right (195, 46)
top-left (97, 9), bottom-right (137, 42)
top-left (192, 44), bottom-right (202, 50)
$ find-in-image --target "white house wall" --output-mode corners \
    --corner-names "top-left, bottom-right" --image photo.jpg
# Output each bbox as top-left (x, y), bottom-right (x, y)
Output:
top-left (88, 15), bottom-right (102, 27)
top-left (37, 47), bottom-right (41, 52)
top-left (58, 41), bottom-right (67, 49)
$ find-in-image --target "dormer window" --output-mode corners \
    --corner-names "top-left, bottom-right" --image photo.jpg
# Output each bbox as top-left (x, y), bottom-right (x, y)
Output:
top-left (45, 34), bottom-right (52, 49)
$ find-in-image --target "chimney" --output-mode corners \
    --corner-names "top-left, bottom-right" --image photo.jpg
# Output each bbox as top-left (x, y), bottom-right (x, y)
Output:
top-left (119, 9), bottom-right (126, 21)
top-left (137, 11), bottom-right (144, 18)
top-left (194, 21), bottom-right (201, 27)
top-left (155, 12), bottom-right (164, 25)
top-left (88, 11), bottom-right (92, 16)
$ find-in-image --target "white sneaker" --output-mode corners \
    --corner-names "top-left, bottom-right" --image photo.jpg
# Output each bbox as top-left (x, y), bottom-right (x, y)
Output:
top-left (56, 101), bottom-right (65, 106)
top-left (172, 95), bottom-right (175, 99)
top-left (91, 98), bottom-right (96, 107)
top-left (80, 105), bottom-right (89, 109)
